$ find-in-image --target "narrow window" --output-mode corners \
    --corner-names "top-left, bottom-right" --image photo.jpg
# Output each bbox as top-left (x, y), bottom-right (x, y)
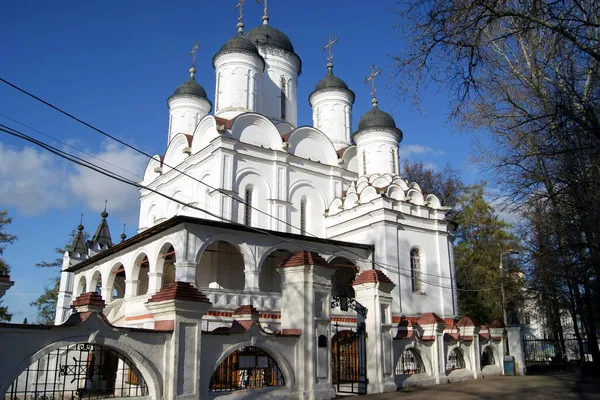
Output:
top-left (280, 76), bottom-right (286, 120)
top-left (362, 151), bottom-right (367, 175)
top-left (410, 248), bottom-right (422, 293)
top-left (300, 198), bottom-right (307, 235)
top-left (216, 72), bottom-right (221, 111)
top-left (244, 188), bottom-right (252, 226)
top-left (393, 148), bottom-right (398, 174)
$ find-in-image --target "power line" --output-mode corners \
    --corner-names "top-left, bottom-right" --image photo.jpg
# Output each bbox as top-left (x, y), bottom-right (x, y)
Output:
top-left (0, 123), bottom-right (483, 292)
top-left (0, 78), bottom-right (463, 284)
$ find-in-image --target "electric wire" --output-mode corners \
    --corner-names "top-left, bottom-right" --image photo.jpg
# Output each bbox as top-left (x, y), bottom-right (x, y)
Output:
top-left (0, 123), bottom-right (492, 292)
top-left (0, 79), bottom-right (463, 283)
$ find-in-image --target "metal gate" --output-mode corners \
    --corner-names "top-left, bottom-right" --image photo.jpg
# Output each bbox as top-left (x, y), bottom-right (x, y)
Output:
top-left (5, 343), bottom-right (148, 399)
top-left (331, 296), bottom-right (368, 395)
top-left (523, 335), bottom-right (567, 374)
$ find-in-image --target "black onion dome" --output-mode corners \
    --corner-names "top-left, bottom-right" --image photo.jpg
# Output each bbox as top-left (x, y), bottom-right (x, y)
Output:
top-left (358, 106), bottom-right (397, 130)
top-left (172, 76), bottom-right (208, 99)
top-left (246, 25), bottom-right (295, 53)
top-left (219, 32), bottom-right (260, 55)
top-left (315, 70), bottom-right (349, 91)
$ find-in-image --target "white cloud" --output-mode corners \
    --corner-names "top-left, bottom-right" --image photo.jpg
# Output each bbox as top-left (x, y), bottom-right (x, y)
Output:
top-left (399, 144), bottom-right (444, 159)
top-left (68, 142), bottom-right (147, 219)
top-left (0, 141), bottom-right (147, 221)
top-left (0, 142), bottom-right (71, 215)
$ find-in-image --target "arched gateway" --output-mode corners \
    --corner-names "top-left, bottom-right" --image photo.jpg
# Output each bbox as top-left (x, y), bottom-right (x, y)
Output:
top-left (331, 295), bottom-right (368, 395)
top-left (5, 343), bottom-right (148, 399)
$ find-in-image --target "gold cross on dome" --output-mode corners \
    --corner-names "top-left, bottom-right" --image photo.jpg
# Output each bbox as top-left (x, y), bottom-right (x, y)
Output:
top-left (322, 34), bottom-right (338, 62)
top-left (365, 64), bottom-right (382, 97)
top-left (189, 41), bottom-right (200, 68)
top-left (235, 0), bottom-right (245, 23)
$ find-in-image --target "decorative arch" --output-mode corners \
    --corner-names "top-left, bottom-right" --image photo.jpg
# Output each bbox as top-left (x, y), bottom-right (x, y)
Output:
top-left (90, 270), bottom-right (103, 296)
top-left (75, 275), bottom-right (87, 297)
top-left (206, 340), bottom-right (295, 392)
top-left (106, 262), bottom-right (126, 302)
top-left (230, 113), bottom-right (282, 149)
top-left (163, 133), bottom-right (191, 171)
top-left (235, 168), bottom-right (273, 229)
top-left (289, 180), bottom-right (327, 236)
top-left (410, 247), bottom-right (423, 293)
top-left (155, 242), bottom-right (176, 291)
top-left (192, 115), bottom-right (220, 154)
top-left (259, 249), bottom-right (293, 293)
top-left (1, 338), bottom-right (160, 400)
top-left (481, 346), bottom-right (496, 368)
top-left (131, 252), bottom-right (150, 296)
top-left (142, 155), bottom-right (162, 185)
top-left (340, 146), bottom-right (358, 173)
top-left (395, 347), bottom-right (426, 375)
top-left (446, 347), bottom-right (467, 371)
top-left (196, 237), bottom-right (250, 290)
top-left (287, 126), bottom-right (338, 165)
top-left (330, 257), bottom-right (358, 299)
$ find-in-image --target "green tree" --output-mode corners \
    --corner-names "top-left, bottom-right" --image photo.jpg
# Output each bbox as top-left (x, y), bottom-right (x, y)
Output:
top-left (453, 184), bottom-right (521, 324)
top-left (30, 229), bottom-right (87, 325)
top-left (0, 210), bottom-right (17, 322)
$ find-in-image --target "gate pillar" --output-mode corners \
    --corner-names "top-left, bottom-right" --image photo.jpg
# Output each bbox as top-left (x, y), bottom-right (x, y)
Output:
top-left (278, 251), bottom-right (336, 400)
top-left (506, 326), bottom-right (526, 375)
top-left (353, 270), bottom-right (396, 394)
top-left (146, 282), bottom-right (212, 400)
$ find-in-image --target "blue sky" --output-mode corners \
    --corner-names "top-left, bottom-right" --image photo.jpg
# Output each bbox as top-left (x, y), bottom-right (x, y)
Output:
top-left (0, 0), bottom-right (483, 322)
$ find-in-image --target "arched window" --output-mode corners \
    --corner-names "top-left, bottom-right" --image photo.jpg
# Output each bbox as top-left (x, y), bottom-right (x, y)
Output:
top-left (280, 76), bottom-right (286, 119)
top-left (6, 343), bottom-right (148, 399)
top-left (410, 248), bottom-right (422, 293)
top-left (447, 348), bottom-right (466, 371)
top-left (481, 346), bottom-right (495, 369)
top-left (210, 347), bottom-right (285, 392)
top-left (216, 72), bottom-right (222, 111)
top-left (244, 187), bottom-right (253, 226)
top-left (396, 348), bottom-right (426, 375)
top-left (300, 197), bottom-right (307, 235)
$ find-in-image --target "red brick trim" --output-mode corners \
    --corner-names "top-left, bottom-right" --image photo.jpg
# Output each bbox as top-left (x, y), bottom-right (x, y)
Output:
top-left (353, 269), bottom-right (393, 285)
top-left (125, 314), bottom-right (154, 321)
top-left (154, 320), bottom-right (174, 331)
top-left (332, 317), bottom-right (357, 323)
top-left (278, 251), bottom-right (331, 268)
top-left (147, 282), bottom-right (210, 303)
top-left (72, 292), bottom-right (105, 307)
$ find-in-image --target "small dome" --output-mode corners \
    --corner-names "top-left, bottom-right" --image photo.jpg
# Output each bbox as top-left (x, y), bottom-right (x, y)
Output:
top-left (358, 106), bottom-right (397, 131)
top-left (315, 69), bottom-right (349, 91)
top-left (246, 25), bottom-right (295, 53)
top-left (219, 32), bottom-right (260, 55)
top-left (172, 76), bottom-right (208, 99)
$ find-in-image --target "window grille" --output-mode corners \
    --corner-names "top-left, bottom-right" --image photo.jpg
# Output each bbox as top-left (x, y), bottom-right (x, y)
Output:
top-left (209, 346), bottom-right (285, 392)
top-left (244, 188), bottom-right (252, 226)
top-left (280, 77), bottom-right (286, 119)
top-left (410, 248), bottom-right (422, 293)
top-left (5, 343), bottom-right (148, 399)
top-left (447, 348), bottom-right (466, 370)
top-left (300, 198), bottom-right (307, 235)
top-left (396, 348), bottom-right (426, 375)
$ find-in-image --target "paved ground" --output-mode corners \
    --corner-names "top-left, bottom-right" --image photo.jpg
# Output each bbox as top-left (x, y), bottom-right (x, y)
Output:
top-left (339, 374), bottom-right (600, 399)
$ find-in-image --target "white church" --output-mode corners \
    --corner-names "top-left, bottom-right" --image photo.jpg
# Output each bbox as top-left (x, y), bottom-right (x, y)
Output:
top-left (0, 5), bottom-right (515, 400)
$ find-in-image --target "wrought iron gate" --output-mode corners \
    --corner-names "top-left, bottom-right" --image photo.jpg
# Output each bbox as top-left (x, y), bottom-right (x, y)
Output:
top-left (5, 343), bottom-right (148, 399)
top-left (331, 296), bottom-right (368, 395)
top-left (523, 335), bottom-right (567, 374)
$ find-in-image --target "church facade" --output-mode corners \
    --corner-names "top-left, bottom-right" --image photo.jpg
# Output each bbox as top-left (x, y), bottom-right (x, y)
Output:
top-left (1, 6), bottom-right (512, 400)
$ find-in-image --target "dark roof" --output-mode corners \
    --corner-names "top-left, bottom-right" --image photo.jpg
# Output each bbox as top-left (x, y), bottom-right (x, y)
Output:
top-left (171, 76), bottom-right (208, 99)
top-left (246, 24), bottom-right (295, 53)
top-left (88, 211), bottom-right (113, 249)
top-left (219, 32), bottom-right (260, 55)
top-left (69, 224), bottom-right (88, 255)
top-left (66, 215), bottom-right (373, 273)
top-left (310, 64), bottom-right (355, 104)
top-left (358, 106), bottom-right (397, 131)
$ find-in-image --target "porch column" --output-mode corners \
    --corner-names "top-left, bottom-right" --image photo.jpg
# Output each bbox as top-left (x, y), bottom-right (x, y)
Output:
top-left (457, 317), bottom-right (481, 378)
top-left (352, 270), bottom-right (396, 394)
top-left (147, 271), bottom-right (164, 294)
top-left (415, 313), bottom-right (447, 384)
top-left (124, 279), bottom-right (140, 298)
top-left (54, 254), bottom-right (75, 325)
top-left (278, 251), bottom-right (336, 400)
top-left (146, 282), bottom-right (212, 400)
top-left (244, 269), bottom-right (260, 291)
top-left (174, 260), bottom-right (197, 285)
